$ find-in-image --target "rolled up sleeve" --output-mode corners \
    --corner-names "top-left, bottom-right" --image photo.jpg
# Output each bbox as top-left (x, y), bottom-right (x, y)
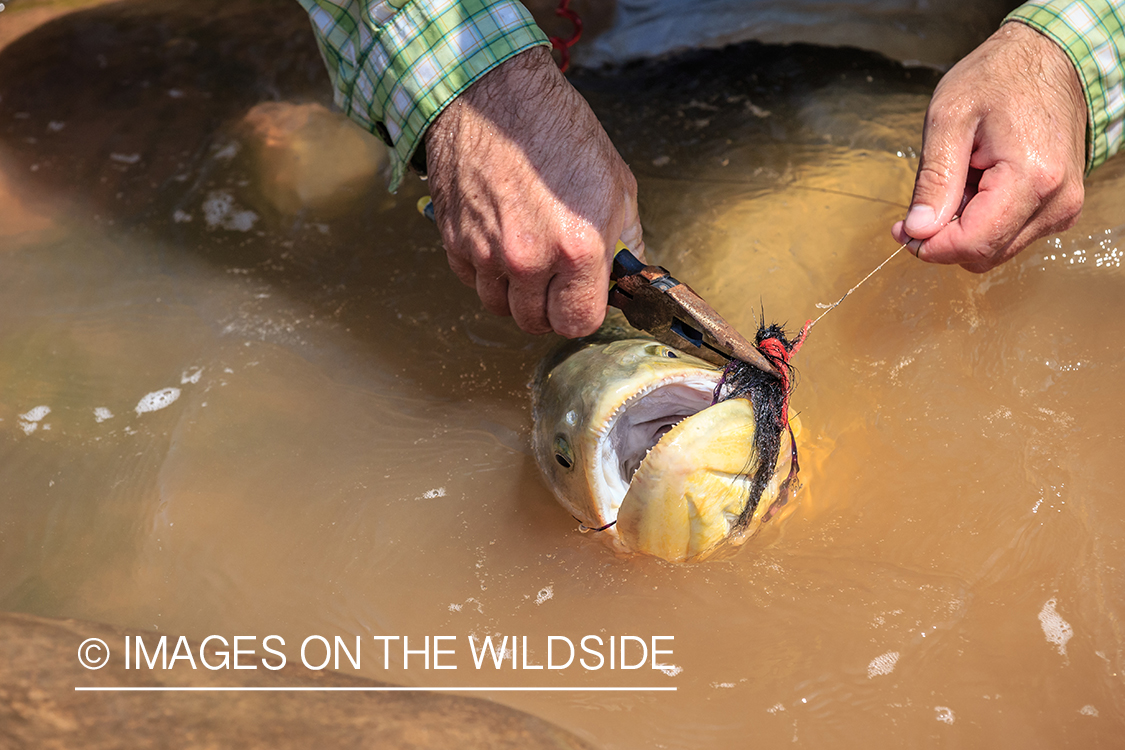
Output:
top-left (1007, 0), bottom-right (1125, 173)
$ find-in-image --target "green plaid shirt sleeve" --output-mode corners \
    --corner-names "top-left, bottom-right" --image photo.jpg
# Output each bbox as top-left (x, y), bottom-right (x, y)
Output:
top-left (298, 0), bottom-right (549, 191)
top-left (1007, 1), bottom-right (1125, 173)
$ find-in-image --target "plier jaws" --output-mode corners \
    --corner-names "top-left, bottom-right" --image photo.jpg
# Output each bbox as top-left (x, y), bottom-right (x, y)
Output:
top-left (608, 247), bottom-right (779, 377)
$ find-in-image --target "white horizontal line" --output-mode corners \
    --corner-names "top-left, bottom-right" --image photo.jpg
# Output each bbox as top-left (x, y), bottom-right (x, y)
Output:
top-left (75, 686), bottom-right (676, 692)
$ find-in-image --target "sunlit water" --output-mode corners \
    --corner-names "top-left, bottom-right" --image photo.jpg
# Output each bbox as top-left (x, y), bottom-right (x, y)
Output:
top-left (1, 1), bottom-right (1123, 748)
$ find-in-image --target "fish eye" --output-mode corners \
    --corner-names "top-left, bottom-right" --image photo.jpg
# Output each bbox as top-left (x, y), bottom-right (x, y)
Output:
top-left (553, 435), bottom-right (573, 470)
top-left (644, 344), bottom-right (679, 358)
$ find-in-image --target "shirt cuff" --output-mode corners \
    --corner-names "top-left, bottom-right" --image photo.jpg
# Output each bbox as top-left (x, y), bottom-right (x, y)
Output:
top-left (1006, 1), bottom-right (1125, 174)
top-left (303, 0), bottom-right (550, 192)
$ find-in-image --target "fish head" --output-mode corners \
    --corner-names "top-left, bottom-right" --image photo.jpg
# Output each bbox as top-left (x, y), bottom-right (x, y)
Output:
top-left (532, 337), bottom-right (794, 562)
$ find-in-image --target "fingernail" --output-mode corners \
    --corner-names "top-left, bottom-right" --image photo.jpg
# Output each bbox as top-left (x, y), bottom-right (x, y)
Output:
top-left (906, 237), bottom-right (923, 257)
top-left (904, 204), bottom-right (936, 235)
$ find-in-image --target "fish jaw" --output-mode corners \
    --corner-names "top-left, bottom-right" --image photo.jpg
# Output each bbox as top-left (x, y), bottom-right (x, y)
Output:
top-left (533, 335), bottom-right (798, 561)
top-left (590, 373), bottom-right (723, 528)
top-left (617, 399), bottom-right (793, 562)
top-left (532, 339), bottom-right (724, 549)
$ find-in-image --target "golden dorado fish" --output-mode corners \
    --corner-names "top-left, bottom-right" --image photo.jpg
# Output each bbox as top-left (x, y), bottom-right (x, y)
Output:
top-left (532, 327), bottom-right (799, 563)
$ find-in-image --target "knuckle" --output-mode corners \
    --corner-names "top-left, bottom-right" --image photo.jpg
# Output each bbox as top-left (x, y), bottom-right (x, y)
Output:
top-left (915, 163), bottom-right (953, 189)
top-left (927, 90), bottom-right (972, 122)
top-left (925, 95), bottom-right (973, 136)
top-left (966, 243), bottom-right (996, 267)
top-left (1037, 177), bottom-right (1084, 233)
top-left (501, 240), bottom-right (549, 279)
top-left (1033, 161), bottom-right (1069, 196)
top-left (911, 163), bottom-right (958, 207)
top-left (509, 291), bottom-right (551, 334)
top-left (1057, 211), bottom-right (1081, 233)
top-left (549, 282), bottom-right (606, 339)
top-left (555, 229), bottom-right (604, 272)
top-left (950, 230), bottom-right (1004, 269)
top-left (1059, 181), bottom-right (1084, 219)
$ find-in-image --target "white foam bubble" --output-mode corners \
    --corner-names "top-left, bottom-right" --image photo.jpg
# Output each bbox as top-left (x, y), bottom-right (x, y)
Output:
top-left (181, 367), bottom-right (203, 384)
top-left (535, 586), bottom-right (553, 605)
top-left (934, 706), bottom-right (955, 724)
top-left (202, 191), bottom-right (233, 226)
top-left (202, 190), bottom-right (258, 232)
top-left (1079, 705), bottom-right (1099, 717)
top-left (660, 664), bottom-right (683, 677)
top-left (1039, 598), bottom-right (1073, 656)
top-left (213, 142), bottom-right (240, 160)
top-left (172, 209), bottom-right (192, 223)
top-left (109, 152), bottom-right (141, 164)
top-left (867, 651), bottom-right (899, 678)
top-left (94, 407), bottom-right (114, 423)
top-left (20, 405), bottom-right (50, 422)
top-left (135, 387), bottom-right (181, 415)
top-left (224, 209), bottom-right (258, 232)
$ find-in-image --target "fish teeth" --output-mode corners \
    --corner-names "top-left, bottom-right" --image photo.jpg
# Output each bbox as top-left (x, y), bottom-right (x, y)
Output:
top-left (595, 372), bottom-right (717, 437)
top-left (592, 371), bottom-right (722, 522)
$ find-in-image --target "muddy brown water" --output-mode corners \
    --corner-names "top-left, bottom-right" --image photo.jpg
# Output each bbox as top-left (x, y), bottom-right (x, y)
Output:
top-left (1, 1), bottom-right (1123, 748)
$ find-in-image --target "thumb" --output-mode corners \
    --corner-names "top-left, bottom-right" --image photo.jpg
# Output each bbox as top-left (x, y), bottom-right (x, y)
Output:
top-left (904, 104), bottom-right (977, 240)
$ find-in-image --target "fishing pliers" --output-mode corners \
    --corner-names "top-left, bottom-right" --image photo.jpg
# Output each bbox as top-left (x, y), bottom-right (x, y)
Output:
top-left (609, 245), bottom-right (778, 376)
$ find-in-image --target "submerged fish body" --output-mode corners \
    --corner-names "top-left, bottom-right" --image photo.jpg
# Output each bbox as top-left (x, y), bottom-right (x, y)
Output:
top-left (532, 328), bottom-right (797, 562)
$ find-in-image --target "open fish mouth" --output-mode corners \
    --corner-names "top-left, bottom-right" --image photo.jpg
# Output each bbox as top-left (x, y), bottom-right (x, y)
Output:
top-left (532, 336), bottom-right (796, 563)
top-left (593, 373), bottom-right (721, 521)
top-left (593, 371), bottom-right (789, 562)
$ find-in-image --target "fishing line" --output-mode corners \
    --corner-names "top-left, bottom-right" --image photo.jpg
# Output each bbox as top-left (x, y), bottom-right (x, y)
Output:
top-left (805, 213), bottom-right (960, 331)
top-left (805, 240), bottom-right (909, 332)
top-left (734, 231), bottom-right (927, 454)
top-left (634, 171), bottom-right (909, 209)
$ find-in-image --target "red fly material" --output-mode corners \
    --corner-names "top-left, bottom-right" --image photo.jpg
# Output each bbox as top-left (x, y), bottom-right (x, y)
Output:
top-left (710, 318), bottom-right (813, 529)
top-left (548, 0), bottom-right (583, 73)
top-left (756, 318), bottom-right (812, 430)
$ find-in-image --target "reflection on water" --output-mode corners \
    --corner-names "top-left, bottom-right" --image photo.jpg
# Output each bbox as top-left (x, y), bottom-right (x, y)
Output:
top-left (2, 1), bottom-right (1123, 748)
top-left (577, 0), bottom-right (1019, 69)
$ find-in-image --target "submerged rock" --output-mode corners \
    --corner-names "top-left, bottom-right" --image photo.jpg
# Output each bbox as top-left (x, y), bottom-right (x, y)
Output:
top-left (241, 102), bottom-right (388, 217)
top-left (0, 0), bottom-right (330, 220)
